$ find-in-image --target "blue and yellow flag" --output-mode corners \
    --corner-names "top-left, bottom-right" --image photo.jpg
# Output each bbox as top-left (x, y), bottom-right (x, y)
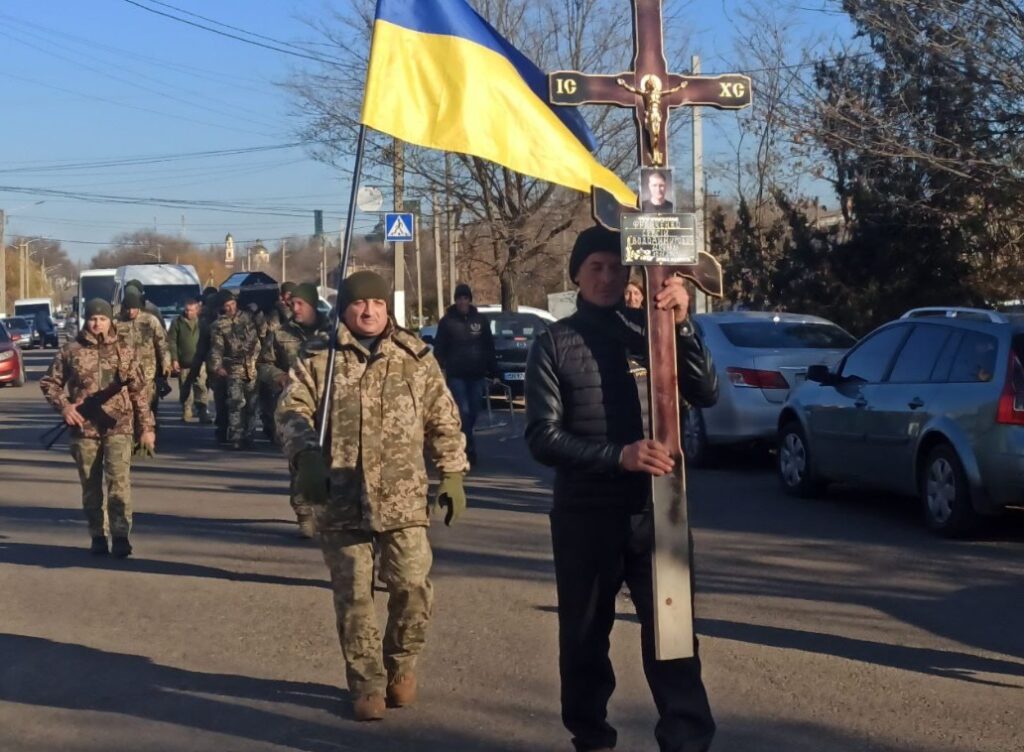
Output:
top-left (360, 0), bottom-right (636, 206)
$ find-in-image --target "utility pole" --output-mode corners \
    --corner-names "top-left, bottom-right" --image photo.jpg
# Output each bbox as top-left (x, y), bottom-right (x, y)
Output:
top-left (20, 240), bottom-right (27, 299)
top-left (320, 235), bottom-right (327, 291)
top-left (281, 239), bottom-right (287, 282)
top-left (432, 192), bottom-right (444, 321)
top-left (393, 139), bottom-right (406, 326)
top-left (692, 54), bottom-right (709, 314)
top-left (0, 209), bottom-right (6, 315)
top-left (414, 209), bottom-right (423, 327)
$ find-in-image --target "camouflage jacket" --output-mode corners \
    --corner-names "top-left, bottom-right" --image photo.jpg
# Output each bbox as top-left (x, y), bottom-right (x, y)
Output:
top-left (277, 320), bottom-right (468, 532)
top-left (116, 310), bottom-right (170, 381)
top-left (257, 312), bottom-right (331, 389)
top-left (40, 325), bottom-right (155, 439)
top-left (210, 309), bottom-right (260, 380)
top-left (258, 301), bottom-right (292, 343)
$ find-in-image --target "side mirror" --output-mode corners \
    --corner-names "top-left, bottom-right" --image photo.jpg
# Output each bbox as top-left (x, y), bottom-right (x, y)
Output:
top-left (806, 364), bottom-right (833, 384)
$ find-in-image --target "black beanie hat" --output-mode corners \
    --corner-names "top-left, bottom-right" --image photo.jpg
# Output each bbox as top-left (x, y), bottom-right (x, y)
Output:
top-left (216, 289), bottom-right (236, 307)
top-left (122, 288), bottom-right (144, 309)
top-left (202, 286), bottom-right (218, 297)
top-left (454, 283), bottom-right (473, 301)
top-left (125, 279), bottom-right (144, 292)
top-left (339, 271), bottom-right (389, 311)
top-left (569, 225), bottom-right (621, 283)
top-left (85, 298), bottom-right (113, 319)
top-left (291, 282), bottom-right (319, 309)
top-left (280, 281), bottom-right (297, 295)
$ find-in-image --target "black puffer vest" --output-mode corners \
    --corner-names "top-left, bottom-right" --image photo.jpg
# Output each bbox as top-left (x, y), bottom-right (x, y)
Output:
top-left (546, 300), bottom-right (650, 512)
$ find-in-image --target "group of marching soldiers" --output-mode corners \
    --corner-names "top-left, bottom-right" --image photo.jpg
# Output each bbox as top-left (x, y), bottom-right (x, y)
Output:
top-left (40, 279), bottom-right (333, 553)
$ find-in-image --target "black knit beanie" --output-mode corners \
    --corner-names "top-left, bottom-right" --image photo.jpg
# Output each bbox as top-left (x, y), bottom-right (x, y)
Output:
top-left (569, 225), bottom-right (621, 283)
top-left (85, 298), bottom-right (113, 319)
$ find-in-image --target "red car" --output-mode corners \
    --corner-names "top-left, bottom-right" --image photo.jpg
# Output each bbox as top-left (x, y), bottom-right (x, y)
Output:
top-left (0, 321), bottom-right (26, 387)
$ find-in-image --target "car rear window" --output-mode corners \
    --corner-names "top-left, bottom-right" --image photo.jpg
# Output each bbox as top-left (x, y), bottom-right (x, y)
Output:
top-left (486, 313), bottom-right (546, 338)
top-left (718, 321), bottom-right (855, 349)
top-left (946, 331), bottom-right (999, 383)
top-left (7, 317), bottom-right (29, 328)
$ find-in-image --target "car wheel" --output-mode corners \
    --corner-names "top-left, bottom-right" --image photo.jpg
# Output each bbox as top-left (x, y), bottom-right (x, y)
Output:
top-left (683, 407), bottom-right (716, 467)
top-left (778, 421), bottom-right (824, 497)
top-left (920, 444), bottom-right (976, 537)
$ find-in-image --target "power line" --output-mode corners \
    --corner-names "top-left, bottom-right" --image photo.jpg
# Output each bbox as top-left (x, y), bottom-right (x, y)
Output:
top-left (0, 143), bottom-right (304, 174)
top-left (121, 0), bottom-right (345, 66)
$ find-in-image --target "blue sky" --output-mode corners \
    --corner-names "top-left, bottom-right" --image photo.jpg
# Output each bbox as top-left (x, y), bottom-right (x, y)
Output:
top-left (0, 0), bottom-right (853, 263)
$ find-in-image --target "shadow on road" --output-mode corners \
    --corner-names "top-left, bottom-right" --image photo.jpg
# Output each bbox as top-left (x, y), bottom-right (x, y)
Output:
top-left (0, 633), bottom-right (526, 752)
top-left (0, 541), bottom-right (329, 590)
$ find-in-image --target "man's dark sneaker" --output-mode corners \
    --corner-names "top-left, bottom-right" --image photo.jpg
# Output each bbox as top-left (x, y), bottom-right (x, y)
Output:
top-left (111, 536), bottom-right (132, 559)
top-left (466, 448), bottom-right (478, 467)
top-left (90, 536), bottom-right (109, 555)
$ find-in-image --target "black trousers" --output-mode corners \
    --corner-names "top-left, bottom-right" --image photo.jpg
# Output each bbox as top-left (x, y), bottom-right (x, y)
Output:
top-left (550, 508), bottom-right (715, 752)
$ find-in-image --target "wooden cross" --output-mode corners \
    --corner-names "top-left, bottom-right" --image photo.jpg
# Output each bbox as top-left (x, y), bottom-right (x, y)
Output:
top-left (548, 0), bottom-right (752, 660)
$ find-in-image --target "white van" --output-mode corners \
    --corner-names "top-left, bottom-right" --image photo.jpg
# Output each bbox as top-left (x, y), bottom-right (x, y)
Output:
top-left (76, 269), bottom-right (118, 325)
top-left (113, 264), bottom-right (202, 329)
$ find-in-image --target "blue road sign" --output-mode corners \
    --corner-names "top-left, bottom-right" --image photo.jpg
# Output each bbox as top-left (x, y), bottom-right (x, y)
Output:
top-left (384, 212), bottom-right (415, 242)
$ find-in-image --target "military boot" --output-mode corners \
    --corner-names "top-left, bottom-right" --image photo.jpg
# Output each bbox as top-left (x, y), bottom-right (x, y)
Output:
top-left (352, 693), bottom-right (386, 721)
top-left (296, 513), bottom-right (316, 539)
top-left (182, 407), bottom-right (194, 423)
top-left (386, 674), bottom-right (417, 707)
top-left (197, 406), bottom-right (213, 425)
top-left (90, 536), bottom-right (108, 555)
top-left (111, 536), bottom-right (133, 559)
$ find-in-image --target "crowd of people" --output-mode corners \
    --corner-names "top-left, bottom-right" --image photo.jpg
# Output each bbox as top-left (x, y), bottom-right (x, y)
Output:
top-left (36, 225), bottom-right (723, 752)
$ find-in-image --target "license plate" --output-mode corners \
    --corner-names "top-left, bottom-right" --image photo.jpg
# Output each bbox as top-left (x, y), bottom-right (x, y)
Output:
top-left (504, 372), bottom-right (525, 381)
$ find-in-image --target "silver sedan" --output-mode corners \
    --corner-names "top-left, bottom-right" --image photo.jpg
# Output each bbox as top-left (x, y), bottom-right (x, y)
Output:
top-left (685, 311), bottom-right (855, 464)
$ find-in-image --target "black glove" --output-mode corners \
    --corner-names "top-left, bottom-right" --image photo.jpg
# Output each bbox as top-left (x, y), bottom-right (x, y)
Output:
top-left (295, 449), bottom-right (329, 506)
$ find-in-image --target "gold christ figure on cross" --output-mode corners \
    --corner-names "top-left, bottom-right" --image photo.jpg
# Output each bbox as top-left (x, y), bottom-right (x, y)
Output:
top-left (615, 74), bottom-right (687, 165)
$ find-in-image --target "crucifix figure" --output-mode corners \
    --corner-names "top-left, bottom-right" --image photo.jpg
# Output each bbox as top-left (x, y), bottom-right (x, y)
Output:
top-left (548, 0), bottom-right (752, 661)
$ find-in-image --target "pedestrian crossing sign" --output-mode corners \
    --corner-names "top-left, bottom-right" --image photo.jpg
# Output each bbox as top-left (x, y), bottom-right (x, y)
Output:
top-left (384, 212), bottom-right (415, 242)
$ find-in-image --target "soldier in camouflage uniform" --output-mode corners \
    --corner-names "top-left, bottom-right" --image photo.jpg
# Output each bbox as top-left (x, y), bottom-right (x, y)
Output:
top-left (192, 289), bottom-right (228, 442)
top-left (256, 281), bottom-right (296, 440)
top-left (117, 287), bottom-right (171, 428)
top-left (210, 290), bottom-right (260, 449)
top-left (258, 283), bottom-right (330, 537)
top-left (40, 299), bottom-right (156, 558)
top-left (276, 271), bottom-right (468, 722)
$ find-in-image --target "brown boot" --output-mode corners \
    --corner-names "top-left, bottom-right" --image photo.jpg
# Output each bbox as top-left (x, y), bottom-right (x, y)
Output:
top-left (352, 693), bottom-right (386, 721)
top-left (386, 674), bottom-right (417, 707)
top-left (296, 512), bottom-right (316, 539)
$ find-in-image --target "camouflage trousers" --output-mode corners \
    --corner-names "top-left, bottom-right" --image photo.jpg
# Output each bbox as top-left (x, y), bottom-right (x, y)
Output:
top-left (288, 473), bottom-right (313, 519)
top-left (177, 365), bottom-right (209, 419)
top-left (226, 375), bottom-right (257, 442)
top-left (319, 526), bottom-right (433, 696)
top-left (69, 434), bottom-right (134, 537)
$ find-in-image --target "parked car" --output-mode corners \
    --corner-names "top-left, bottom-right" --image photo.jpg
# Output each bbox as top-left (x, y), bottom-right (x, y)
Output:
top-left (685, 312), bottom-right (856, 464)
top-left (3, 317), bottom-right (33, 349)
top-left (0, 321), bottom-right (26, 387)
top-left (777, 307), bottom-right (1024, 536)
top-left (481, 310), bottom-right (549, 395)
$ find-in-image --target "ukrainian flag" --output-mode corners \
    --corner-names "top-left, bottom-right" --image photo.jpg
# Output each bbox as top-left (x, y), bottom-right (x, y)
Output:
top-left (360, 0), bottom-right (636, 206)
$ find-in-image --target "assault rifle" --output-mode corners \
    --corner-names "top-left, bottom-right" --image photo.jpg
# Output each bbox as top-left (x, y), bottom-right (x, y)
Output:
top-left (39, 378), bottom-right (125, 450)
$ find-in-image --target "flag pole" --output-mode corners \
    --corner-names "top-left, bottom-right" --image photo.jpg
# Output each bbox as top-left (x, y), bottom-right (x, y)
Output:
top-left (317, 123), bottom-right (368, 448)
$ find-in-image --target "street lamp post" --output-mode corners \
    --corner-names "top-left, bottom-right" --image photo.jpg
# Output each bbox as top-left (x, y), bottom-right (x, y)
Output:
top-left (20, 237), bottom-right (48, 300)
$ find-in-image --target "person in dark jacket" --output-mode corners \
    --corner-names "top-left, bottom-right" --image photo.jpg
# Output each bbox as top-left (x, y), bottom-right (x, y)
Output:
top-left (432, 283), bottom-right (497, 464)
top-left (525, 225), bottom-right (719, 752)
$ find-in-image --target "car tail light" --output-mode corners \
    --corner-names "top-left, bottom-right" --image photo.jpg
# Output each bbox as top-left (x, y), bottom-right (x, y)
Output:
top-left (10, 334), bottom-right (20, 341)
top-left (726, 367), bottom-right (789, 389)
top-left (996, 354), bottom-right (1024, 425)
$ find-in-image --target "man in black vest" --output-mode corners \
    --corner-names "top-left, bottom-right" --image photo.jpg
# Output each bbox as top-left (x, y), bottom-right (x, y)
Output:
top-left (525, 225), bottom-right (719, 752)
top-left (433, 283), bottom-right (497, 465)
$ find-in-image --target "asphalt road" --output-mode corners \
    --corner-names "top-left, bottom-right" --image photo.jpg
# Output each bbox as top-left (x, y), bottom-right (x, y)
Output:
top-left (1, 347), bottom-right (1022, 752)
